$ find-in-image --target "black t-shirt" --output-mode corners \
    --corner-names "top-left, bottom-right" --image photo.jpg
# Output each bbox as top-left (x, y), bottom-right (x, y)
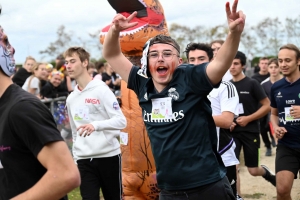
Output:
top-left (41, 81), bottom-right (69, 99)
top-left (230, 76), bottom-right (267, 133)
top-left (251, 73), bottom-right (270, 84)
top-left (270, 78), bottom-right (300, 148)
top-left (128, 64), bottom-right (226, 190)
top-left (261, 79), bottom-right (273, 100)
top-left (102, 72), bottom-right (120, 91)
top-left (0, 84), bottom-right (64, 199)
top-left (12, 68), bottom-right (32, 87)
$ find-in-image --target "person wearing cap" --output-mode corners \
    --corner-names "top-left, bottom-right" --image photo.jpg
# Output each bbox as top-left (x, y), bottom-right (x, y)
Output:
top-left (0, 26), bottom-right (80, 200)
top-left (103, 0), bottom-right (245, 199)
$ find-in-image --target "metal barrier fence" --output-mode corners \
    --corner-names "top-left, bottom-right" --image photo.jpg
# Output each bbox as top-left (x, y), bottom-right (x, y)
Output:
top-left (41, 97), bottom-right (73, 150)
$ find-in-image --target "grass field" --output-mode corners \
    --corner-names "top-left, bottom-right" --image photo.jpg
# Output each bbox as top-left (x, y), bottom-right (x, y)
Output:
top-left (67, 188), bottom-right (81, 200)
top-left (67, 188), bottom-right (103, 200)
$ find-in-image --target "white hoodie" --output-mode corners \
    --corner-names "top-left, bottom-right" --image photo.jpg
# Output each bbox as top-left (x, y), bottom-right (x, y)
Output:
top-left (66, 79), bottom-right (126, 161)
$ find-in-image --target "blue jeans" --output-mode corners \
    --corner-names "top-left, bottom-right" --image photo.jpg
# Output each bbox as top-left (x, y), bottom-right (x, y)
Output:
top-left (159, 177), bottom-right (235, 200)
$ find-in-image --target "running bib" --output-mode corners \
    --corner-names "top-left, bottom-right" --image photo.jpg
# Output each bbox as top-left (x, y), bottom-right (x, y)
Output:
top-left (151, 97), bottom-right (173, 119)
top-left (237, 103), bottom-right (244, 114)
top-left (73, 106), bottom-right (89, 121)
top-left (285, 107), bottom-right (300, 121)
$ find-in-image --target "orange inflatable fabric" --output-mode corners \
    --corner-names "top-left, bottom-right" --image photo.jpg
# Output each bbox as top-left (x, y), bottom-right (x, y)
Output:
top-left (100, 0), bottom-right (169, 57)
top-left (100, 0), bottom-right (170, 199)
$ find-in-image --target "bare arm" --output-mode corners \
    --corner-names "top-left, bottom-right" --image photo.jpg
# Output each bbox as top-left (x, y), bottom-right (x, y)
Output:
top-left (12, 141), bottom-right (80, 200)
top-left (270, 107), bottom-right (279, 129)
top-left (102, 12), bottom-right (138, 83)
top-left (248, 97), bottom-right (270, 122)
top-left (270, 107), bottom-right (287, 139)
top-left (236, 97), bottom-right (270, 127)
top-left (28, 87), bottom-right (37, 95)
top-left (206, 0), bottom-right (246, 85)
top-left (213, 111), bottom-right (234, 129)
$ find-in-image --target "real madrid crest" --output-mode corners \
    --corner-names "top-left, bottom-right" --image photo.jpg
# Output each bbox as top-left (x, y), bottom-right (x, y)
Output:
top-left (168, 88), bottom-right (179, 101)
top-left (144, 92), bottom-right (148, 100)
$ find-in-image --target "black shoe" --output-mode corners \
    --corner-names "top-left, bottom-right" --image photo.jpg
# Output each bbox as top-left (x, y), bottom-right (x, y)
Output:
top-left (265, 148), bottom-right (272, 156)
top-left (261, 165), bottom-right (276, 186)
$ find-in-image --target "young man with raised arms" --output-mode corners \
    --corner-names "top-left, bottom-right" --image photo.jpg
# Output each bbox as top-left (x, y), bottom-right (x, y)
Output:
top-left (103, 1), bottom-right (245, 199)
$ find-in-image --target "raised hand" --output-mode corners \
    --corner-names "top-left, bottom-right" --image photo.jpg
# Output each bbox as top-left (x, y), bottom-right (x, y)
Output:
top-left (225, 0), bottom-right (246, 34)
top-left (111, 11), bottom-right (138, 32)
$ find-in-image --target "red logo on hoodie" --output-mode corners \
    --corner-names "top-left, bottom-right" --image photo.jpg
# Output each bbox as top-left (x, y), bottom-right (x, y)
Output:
top-left (85, 98), bottom-right (100, 104)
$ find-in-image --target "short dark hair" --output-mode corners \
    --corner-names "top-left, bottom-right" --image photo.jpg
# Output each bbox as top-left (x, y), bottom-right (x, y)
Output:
top-left (259, 57), bottom-right (269, 62)
top-left (56, 54), bottom-right (64, 60)
top-left (149, 35), bottom-right (180, 54)
top-left (95, 61), bottom-right (104, 71)
top-left (145, 35), bottom-right (180, 77)
top-left (234, 51), bottom-right (247, 66)
top-left (268, 58), bottom-right (278, 66)
top-left (56, 59), bottom-right (65, 70)
top-left (184, 43), bottom-right (213, 61)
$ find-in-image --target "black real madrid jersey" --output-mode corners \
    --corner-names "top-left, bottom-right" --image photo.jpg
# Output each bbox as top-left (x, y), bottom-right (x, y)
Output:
top-left (127, 63), bottom-right (226, 190)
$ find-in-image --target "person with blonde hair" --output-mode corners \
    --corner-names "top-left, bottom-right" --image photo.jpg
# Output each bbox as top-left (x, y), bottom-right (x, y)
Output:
top-left (45, 63), bottom-right (54, 79)
top-left (41, 70), bottom-right (68, 99)
top-left (22, 62), bottom-right (47, 98)
top-left (12, 56), bottom-right (36, 87)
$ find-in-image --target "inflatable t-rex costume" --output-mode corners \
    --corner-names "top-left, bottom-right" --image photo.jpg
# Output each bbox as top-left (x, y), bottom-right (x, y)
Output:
top-left (100, 0), bottom-right (169, 199)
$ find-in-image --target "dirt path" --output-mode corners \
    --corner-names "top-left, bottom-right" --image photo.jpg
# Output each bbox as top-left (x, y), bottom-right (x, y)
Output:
top-left (239, 142), bottom-right (300, 200)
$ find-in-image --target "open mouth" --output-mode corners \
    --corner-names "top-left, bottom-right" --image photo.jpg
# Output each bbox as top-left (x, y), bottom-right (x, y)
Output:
top-left (157, 66), bottom-right (168, 75)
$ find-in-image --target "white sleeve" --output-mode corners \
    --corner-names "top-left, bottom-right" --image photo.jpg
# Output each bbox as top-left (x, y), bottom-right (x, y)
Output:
top-left (29, 77), bottom-right (40, 89)
top-left (90, 88), bottom-right (127, 131)
top-left (220, 82), bottom-right (239, 117)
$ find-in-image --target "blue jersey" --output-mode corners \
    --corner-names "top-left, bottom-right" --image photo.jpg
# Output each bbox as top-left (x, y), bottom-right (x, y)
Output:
top-left (270, 78), bottom-right (300, 148)
top-left (128, 63), bottom-right (226, 190)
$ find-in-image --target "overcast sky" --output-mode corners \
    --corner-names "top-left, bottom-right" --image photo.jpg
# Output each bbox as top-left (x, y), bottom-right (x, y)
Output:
top-left (0, 0), bottom-right (299, 64)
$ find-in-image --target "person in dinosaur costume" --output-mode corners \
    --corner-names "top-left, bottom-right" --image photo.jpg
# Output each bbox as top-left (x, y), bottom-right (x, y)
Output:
top-left (100, 0), bottom-right (168, 199)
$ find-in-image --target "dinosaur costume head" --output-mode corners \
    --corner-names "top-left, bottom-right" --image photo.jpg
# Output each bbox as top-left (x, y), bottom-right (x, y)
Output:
top-left (100, 0), bottom-right (169, 57)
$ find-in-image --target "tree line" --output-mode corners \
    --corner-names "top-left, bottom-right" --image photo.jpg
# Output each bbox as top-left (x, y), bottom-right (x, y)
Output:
top-left (40, 15), bottom-right (300, 65)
